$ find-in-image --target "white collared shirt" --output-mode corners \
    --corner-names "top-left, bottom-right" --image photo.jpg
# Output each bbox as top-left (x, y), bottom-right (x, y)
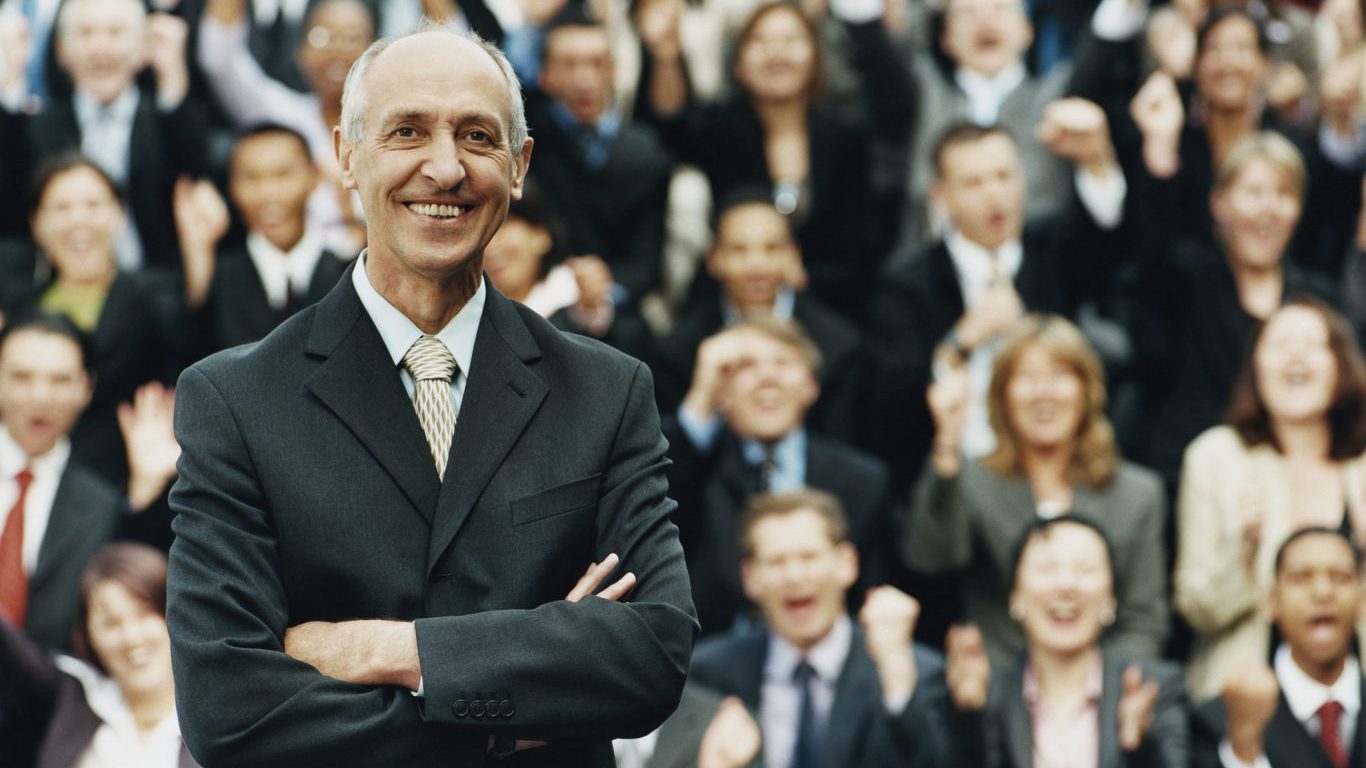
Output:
top-left (1218, 646), bottom-right (1361, 768)
top-left (56, 656), bottom-right (184, 768)
top-left (350, 250), bottom-right (484, 412)
top-left (246, 229), bottom-right (327, 312)
top-left (954, 62), bottom-right (1027, 127)
top-left (251, 0), bottom-right (310, 26)
top-left (74, 87), bottom-right (139, 186)
top-left (944, 230), bottom-right (1023, 458)
top-left (761, 614), bottom-right (853, 768)
top-left (0, 425), bottom-right (68, 573)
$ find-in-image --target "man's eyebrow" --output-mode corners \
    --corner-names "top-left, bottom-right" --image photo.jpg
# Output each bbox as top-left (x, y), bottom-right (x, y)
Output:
top-left (375, 108), bottom-right (506, 131)
top-left (376, 109), bottom-right (433, 127)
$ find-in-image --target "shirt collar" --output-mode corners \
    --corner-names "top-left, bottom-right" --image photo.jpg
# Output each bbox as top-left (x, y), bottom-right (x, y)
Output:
top-left (1022, 653), bottom-right (1104, 706)
top-left (945, 229), bottom-right (1023, 293)
top-left (350, 249), bottom-right (484, 378)
top-left (954, 61), bottom-right (1027, 103)
top-left (741, 427), bottom-right (805, 470)
top-left (721, 286), bottom-right (796, 326)
top-left (548, 99), bottom-right (620, 141)
top-left (247, 228), bottom-right (327, 298)
top-left (766, 613), bottom-right (852, 686)
top-left (0, 423), bottom-right (70, 481)
top-left (1275, 644), bottom-right (1361, 723)
top-left (73, 86), bottom-right (138, 125)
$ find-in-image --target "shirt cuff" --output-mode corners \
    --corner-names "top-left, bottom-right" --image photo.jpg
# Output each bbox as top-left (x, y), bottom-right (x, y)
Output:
top-left (829, 0), bottom-right (883, 24)
top-left (1074, 165), bottom-right (1127, 230)
top-left (1218, 739), bottom-right (1270, 768)
top-left (412, 676), bottom-right (425, 697)
top-left (883, 690), bottom-right (912, 715)
top-left (676, 403), bottom-right (722, 452)
top-left (1091, 0), bottom-right (1149, 40)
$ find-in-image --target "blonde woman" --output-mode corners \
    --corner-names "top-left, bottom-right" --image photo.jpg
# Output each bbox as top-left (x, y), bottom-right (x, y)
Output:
top-left (903, 314), bottom-right (1168, 666)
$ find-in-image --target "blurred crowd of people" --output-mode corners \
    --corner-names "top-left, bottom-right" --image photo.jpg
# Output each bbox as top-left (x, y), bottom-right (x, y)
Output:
top-left (3, 0), bottom-right (1366, 764)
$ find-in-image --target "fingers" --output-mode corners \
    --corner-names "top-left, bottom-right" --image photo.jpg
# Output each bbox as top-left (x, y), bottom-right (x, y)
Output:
top-left (565, 553), bottom-right (617, 602)
top-left (595, 571), bottom-right (636, 602)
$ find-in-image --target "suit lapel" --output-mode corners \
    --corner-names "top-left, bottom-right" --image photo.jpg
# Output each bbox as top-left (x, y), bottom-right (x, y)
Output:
top-left (1265, 692), bottom-right (1335, 768)
top-left (304, 268), bottom-right (440, 524)
top-left (426, 288), bottom-right (547, 574)
top-left (1000, 666), bottom-right (1034, 768)
top-left (825, 635), bottom-right (877, 765)
top-left (30, 468), bottom-right (97, 596)
top-left (1097, 655), bottom-right (1122, 768)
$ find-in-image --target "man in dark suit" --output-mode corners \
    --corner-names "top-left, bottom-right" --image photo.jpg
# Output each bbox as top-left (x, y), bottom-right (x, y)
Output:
top-left (666, 318), bottom-right (894, 636)
top-left (690, 489), bottom-right (949, 767)
top-left (165, 27), bottom-right (696, 767)
top-left (0, 314), bottom-right (121, 652)
top-left (654, 193), bottom-right (868, 446)
top-left (524, 5), bottom-right (672, 308)
top-left (1193, 527), bottom-right (1366, 768)
top-left (0, 0), bottom-right (209, 273)
top-left (870, 117), bottom-right (1129, 489)
top-left (177, 123), bottom-right (348, 358)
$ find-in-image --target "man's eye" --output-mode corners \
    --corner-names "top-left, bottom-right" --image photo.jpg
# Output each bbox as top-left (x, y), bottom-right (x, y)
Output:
top-left (467, 130), bottom-right (492, 143)
top-left (393, 126), bottom-right (418, 138)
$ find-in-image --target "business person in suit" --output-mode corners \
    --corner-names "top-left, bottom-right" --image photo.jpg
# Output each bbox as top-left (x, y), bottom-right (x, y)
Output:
top-left (524, 6), bottom-right (672, 308)
top-left (165, 27), bottom-right (696, 767)
top-left (689, 489), bottom-right (950, 768)
top-left (613, 681), bottom-right (762, 768)
top-left (1192, 527), bottom-right (1366, 768)
top-left (0, 0), bottom-right (209, 274)
top-left (177, 123), bottom-right (349, 359)
top-left (945, 516), bottom-right (1187, 768)
top-left (665, 318), bottom-right (894, 636)
top-left (0, 314), bottom-right (122, 653)
top-left (903, 315), bottom-right (1168, 667)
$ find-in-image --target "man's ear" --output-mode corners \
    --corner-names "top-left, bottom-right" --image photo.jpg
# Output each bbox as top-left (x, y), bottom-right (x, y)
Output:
top-left (335, 127), bottom-right (357, 192)
top-left (741, 559), bottom-right (760, 603)
top-left (509, 138), bottom-right (534, 200)
top-left (836, 541), bottom-right (858, 591)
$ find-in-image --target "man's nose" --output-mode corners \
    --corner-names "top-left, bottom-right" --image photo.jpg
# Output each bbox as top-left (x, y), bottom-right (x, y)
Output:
top-left (422, 132), bottom-right (467, 190)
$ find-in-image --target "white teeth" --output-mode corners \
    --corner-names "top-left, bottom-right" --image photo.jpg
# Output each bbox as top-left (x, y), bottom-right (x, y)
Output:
top-left (408, 203), bottom-right (465, 218)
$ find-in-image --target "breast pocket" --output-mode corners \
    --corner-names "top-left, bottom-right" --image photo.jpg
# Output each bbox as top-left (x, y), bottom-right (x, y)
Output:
top-left (510, 474), bottom-right (602, 527)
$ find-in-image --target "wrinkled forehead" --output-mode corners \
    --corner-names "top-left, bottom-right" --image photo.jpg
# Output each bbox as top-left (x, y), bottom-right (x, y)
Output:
top-left (364, 33), bottom-right (512, 123)
top-left (946, 0), bottom-right (1025, 21)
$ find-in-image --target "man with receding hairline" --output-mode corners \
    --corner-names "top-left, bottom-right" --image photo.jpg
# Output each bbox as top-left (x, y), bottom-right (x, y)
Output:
top-left (167, 26), bottom-right (695, 768)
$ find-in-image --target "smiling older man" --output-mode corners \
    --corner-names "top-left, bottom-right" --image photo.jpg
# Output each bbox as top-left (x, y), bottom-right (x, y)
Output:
top-left (166, 27), bottom-right (695, 768)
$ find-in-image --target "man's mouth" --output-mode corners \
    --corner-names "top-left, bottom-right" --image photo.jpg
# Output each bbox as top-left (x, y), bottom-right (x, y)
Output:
top-left (407, 203), bottom-right (468, 219)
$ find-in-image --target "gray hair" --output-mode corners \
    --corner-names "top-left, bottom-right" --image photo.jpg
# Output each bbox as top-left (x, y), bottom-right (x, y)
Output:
top-left (338, 21), bottom-right (528, 155)
top-left (58, 0), bottom-right (145, 40)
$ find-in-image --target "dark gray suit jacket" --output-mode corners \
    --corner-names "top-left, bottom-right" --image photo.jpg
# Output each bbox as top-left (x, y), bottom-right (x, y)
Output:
top-left (24, 462), bottom-right (122, 652)
top-left (689, 624), bottom-right (950, 767)
top-left (952, 653), bottom-right (1188, 768)
top-left (166, 268), bottom-right (697, 767)
top-left (1191, 675), bottom-right (1366, 768)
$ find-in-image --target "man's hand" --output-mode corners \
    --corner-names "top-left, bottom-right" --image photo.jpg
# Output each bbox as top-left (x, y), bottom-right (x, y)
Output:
top-left (944, 624), bottom-right (990, 712)
top-left (635, 0), bottom-right (684, 62)
top-left (926, 352), bottom-right (970, 477)
top-left (1222, 661), bottom-right (1279, 763)
top-left (119, 382), bottom-right (180, 512)
top-left (1266, 61), bottom-right (1309, 116)
top-left (284, 620), bottom-right (422, 690)
top-left (1146, 8), bottom-right (1196, 79)
top-left (1116, 664), bottom-right (1160, 752)
top-left (1320, 52), bottom-right (1364, 138)
top-left (1235, 473), bottom-right (1266, 571)
top-left (859, 586), bottom-right (921, 704)
top-left (956, 282), bottom-right (1023, 350)
top-left (697, 696), bottom-right (762, 768)
top-left (1130, 71), bottom-right (1184, 178)
top-left (173, 176), bottom-right (230, 309)
top-left (1037, 97), bottom-right (1117, 176)
top-left (0, 15), bottom-right (32, 98)
top-left (145, 13), bottom-right (190, 106)
top-left (565, 552), bottom-right (636, 602)
top-left (566, 255), bottom-right (615, 315)
top-left (680, 327), bottom-right (759, 424)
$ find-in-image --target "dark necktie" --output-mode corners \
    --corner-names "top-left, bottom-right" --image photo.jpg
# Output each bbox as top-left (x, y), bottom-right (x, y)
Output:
top-left (791, 660), bottom-right (823, 768)
top-left (1320, 700), bottom-right (1348, 768)
top-left (755, 446), bottom-right (777, 494)
top-left (0, 468), bottom-right (34, 628)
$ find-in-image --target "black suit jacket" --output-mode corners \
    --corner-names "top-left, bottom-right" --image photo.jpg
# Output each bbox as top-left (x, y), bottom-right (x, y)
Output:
top-left (664, 422), bottom-right (893, 636)
top-left (0, 86), bottom-right (210, 273)
top-left (190, 244), bottom-right (348, 358)
top-left (166, 268), bottom-right (697, 767)
top-left (689, 624), bottom-right (950, 767)
top-left (869, 210), bottom-right (1125, 490)
top-left (653, 292), bottom-right (869, 447)
top-left (24, 461), bottom-right (122, 653)
top-left (525, 93), bottom-right (672, 305)
top-left (1192, 677), bottom-right (1366, 768)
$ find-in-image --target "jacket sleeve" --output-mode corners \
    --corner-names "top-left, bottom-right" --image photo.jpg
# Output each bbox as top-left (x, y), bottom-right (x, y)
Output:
top-left (900, 460), bottom-right (973, 573)
top-left (1105, 475), bottom-right (1170, 660)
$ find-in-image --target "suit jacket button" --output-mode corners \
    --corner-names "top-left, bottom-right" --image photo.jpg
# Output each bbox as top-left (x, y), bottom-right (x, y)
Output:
top-left (471, 699), bottom-right (485, 717)
top-left (453, 699), bottom-right (468, 717)
top-left (500, 699), bottom-right (514, 717)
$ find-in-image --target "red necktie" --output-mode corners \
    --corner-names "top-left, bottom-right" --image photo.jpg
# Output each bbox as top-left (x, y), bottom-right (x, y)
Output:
top-left (0, 468), bottom-right (33, 628)
top-left (1320, 700), bottom-right (1348, 768)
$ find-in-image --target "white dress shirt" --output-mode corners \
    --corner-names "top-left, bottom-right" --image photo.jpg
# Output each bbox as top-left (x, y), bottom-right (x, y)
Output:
top-left (246, 229), bottom-right (327, 311)
top-left (0, 425), bottom-right (69, 573)
top-left (73, 87), bottom-right (144, 269)
top-left (761, 614), bottom-right (853, 768)
top-left (1219, 646), bottom-right (1361, 768)
top-left (350, 249), bottom-right (484, 413)
top-left (955, 63), bottom-right (1027, 127)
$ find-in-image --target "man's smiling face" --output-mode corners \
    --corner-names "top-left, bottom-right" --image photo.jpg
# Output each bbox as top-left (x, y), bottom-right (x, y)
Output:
top-left (337, 32), bottom-right (532, 289)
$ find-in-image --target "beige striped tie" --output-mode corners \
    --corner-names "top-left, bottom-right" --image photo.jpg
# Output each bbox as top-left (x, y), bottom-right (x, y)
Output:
top-left (402, 336), bottom-right (457, 480)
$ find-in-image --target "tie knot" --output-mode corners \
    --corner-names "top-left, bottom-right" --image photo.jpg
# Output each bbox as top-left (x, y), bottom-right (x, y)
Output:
top-left (14, 469), bottom-right (32, 490)
top-left (793, 660), bottom-right (817, 685)
top-left (1321, 700), bottom-right (1345, 723)
top-left (402, 336), bottom-right (456, 382)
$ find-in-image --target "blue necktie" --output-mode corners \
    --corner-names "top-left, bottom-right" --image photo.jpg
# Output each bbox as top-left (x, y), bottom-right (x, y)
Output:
top-left (21, 0), bottom-right (47, 102)
top-left (790, 661), bottom-right (823, 768)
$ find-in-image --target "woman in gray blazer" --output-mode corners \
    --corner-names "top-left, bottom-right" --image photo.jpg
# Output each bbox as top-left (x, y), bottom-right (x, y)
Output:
top-left (944, 516), bottom-right (1187, 768)
top-left (902, 315), bottom-right (1168, 666)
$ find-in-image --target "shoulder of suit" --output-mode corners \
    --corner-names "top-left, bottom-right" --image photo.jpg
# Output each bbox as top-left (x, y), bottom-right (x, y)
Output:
top-left (692, 627), bottom-right (766, 674)
top-left (57, 461), bottom-right (123, 513)
top-left (1106, 461), bottom-right (1165, 497)
top-left (808, 434), bottom-right (888, 482)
